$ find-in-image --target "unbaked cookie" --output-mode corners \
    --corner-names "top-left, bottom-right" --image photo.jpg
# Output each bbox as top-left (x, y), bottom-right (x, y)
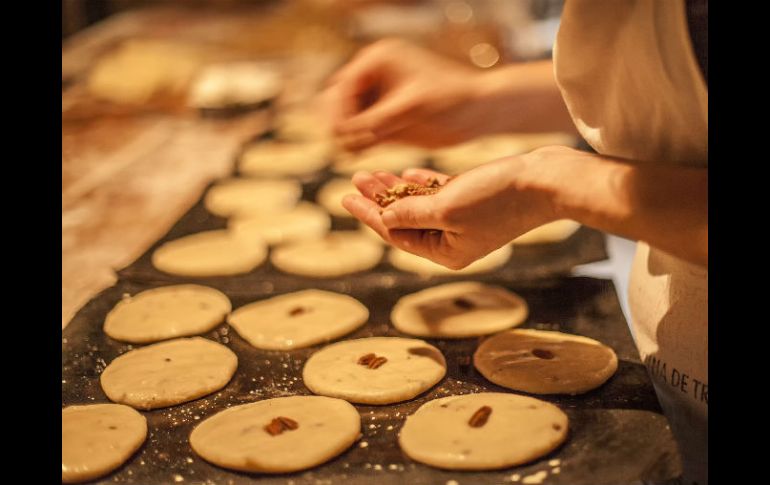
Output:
top-left (274, 107), bottom-right (332, 142)
top-left (391, 282), bottom-right (528, 338)
top-left (100, 337), bottom-right (237, 410)
top-left (86, 39), bottom-right (206, 105)
top-left (190, 396), bottom-right (360, 473)
top-left (399, 392), bottom-right (568, 470)
top-left (388, 245), bottom-right (512, 276)
top-left (228, 289), bottom-right (368, 350)
top-left (62, 404), bottom-right (147, 483)
top-left (332, 143), bottom-right (428, 175)
top-left (229, 202), bottom-right (330, 245)
top-left (302, 337), bottom-right (446, 404)
top-left (239, 139), bottom-right (331, 176)
top-left (152, 230), bottom-right (267, 277)
top-left (474, 329), bottom-right (618, 395)
top-left (513, 220), bottom-right (581, 245)
top-left (188, 62), bottom-right (281, 110)
top-left (316, 177), bottom-right (357, 217)
top-left (204, 178), bottom-right (301, 218)
top-left (103, 284), bottom-right (231, 344)
top-left (271, 232), bottom-right (383, 278)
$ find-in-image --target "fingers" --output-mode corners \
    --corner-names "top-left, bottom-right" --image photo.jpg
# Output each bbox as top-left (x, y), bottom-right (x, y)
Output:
top-left (336, 90), bottom-right (422, 142)
top-left (401, 167), bottom-right (452, 185)
top-left (335, 130), bottom-right (379, 152)
top-left (371, 170), bottom-right (405, 188)
top-left (325, 53), bottom-right (385, 130)
top-left (341, 194), bottom-right (391, 242)
top-left (387, 228), bottom-right (441, 254)
top-left (350, 171), bottom-right (390, 200)
top-left (381, 195), bottom-right (445, 230)
top-left (349, 172), bottom-right (450, 231)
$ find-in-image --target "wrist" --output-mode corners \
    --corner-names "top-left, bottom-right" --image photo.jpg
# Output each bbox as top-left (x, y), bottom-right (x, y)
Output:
top-left (515, 146), bottom-right (595, 222)
top-left (520, 147), bottom-right (635, 228)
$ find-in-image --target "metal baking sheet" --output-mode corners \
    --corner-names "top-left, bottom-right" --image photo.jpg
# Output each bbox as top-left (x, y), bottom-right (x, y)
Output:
top-left (62, 276), bottom-right (682, 484)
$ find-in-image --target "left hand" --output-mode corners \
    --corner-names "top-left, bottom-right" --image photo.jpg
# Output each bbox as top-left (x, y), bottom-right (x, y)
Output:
top-left (342, 148), bottom-right (566, 269)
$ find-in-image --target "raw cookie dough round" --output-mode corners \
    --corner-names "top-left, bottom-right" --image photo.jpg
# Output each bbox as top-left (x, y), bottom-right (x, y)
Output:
top-left (62, 404), bottom-right (147, 483)
top-left (190, 396), bottom-right (360, 473)
top-left (433, 133), bottom-right (577, 175)
top-left (398, 392), bottom-right (568, 470)
top-left (303, 337), bottom-right (446, 404)
top-left (332, 143), bottom-right (428, 175)
top-left (100, 337), bottom-right (237, 410)
top-left (152, 230), bottom-right (267, 277)
top-left (86, 39), bottom-right (206, 105)
top-left (229, 202), bottom-right (330, 245)
top-left (474, 329), bottom-right (618, 395)
top-left (316, 178), bottom-right (357, 217)
top-left (388, 245), bottom-right (512, 276)
top-left (239, 140), bottom-right (331, 176)
top-left (271, 232), bottom-right (383, 278)
top-left (188, 62), bottom-right (281, 110)
top-left (513, 220), bottom-right (581, 245)
top-left (104, 284), bottom-right (231, 344)
top-left (228, 289), bottom-right (368, 350)
top-left (204, 178), bottom-right (301, 217)
top-left (275, 108), bottom-right (332, 141)
top-left (391, 282), bottom-right (528, 338)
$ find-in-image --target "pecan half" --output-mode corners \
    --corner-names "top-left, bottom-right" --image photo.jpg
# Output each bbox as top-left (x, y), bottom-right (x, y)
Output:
top-left (357, 353), bottom-right (388, 369)
top-left (288, 306), bottom-right (307, 317)
top-left (369, 356), bottom-right (388, 369)
top-left (264, 416), bottom-right (299, 436)
top-left (357, 353), bottom-right (376, 365)
top-left (468, 406), bottom-right (492, 428)
top-left (277, 416), bottom-right (298, 430)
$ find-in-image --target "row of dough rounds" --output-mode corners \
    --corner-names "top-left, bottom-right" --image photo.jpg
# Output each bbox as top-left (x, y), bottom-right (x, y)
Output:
top-left (66, 329), bottom-right (611, 480)
top-left (151, 205), bottom-right (579, 279)
top-left (63, 392), bottom-right (568, 481)
top-left (102, 282), bottom-right (528, 345)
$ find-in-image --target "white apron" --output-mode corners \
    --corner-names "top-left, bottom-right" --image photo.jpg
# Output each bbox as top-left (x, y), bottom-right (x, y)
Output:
top-left (553, 1), bottom-right (708, 483)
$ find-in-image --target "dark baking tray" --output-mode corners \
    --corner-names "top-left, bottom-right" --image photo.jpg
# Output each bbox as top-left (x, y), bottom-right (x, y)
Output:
top-left (62, 276), bottom-right (682, 485)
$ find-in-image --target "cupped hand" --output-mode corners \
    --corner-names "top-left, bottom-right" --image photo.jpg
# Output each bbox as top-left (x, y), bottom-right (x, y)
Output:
top-left (342, 148), bottom-right (565, 269)
top-left (323, 38), bottom-right (490, 151)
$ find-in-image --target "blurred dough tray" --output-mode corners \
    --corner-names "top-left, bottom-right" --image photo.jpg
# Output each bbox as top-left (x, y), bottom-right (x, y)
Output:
top-left (116, 176), bottom-right (608, 292)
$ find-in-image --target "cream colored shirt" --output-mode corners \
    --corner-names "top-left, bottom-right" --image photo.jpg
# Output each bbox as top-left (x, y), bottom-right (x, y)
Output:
top-left (554, 1), bottom-right (707, 484)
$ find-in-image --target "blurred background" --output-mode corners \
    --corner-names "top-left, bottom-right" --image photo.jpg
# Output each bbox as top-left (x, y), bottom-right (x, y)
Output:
top-left (64, 0), bottom-right (635, 331)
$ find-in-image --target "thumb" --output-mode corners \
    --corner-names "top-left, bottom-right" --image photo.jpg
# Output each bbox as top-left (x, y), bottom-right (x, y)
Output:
top-left (381, 196), bottom-right (445, 230)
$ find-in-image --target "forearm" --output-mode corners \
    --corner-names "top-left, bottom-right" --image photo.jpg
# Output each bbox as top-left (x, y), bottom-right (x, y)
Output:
top-left (518, 147), bottom-right (708, 266)
top-left (473, 60), bottom-right (578, 135)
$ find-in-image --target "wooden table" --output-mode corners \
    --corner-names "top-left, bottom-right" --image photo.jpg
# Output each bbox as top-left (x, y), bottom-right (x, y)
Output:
top-left (61, 5), bottom-right (306, 328)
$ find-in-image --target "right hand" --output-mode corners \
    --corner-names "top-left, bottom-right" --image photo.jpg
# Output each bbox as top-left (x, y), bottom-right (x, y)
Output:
top-left (323, 38), bottom-right (488, 151)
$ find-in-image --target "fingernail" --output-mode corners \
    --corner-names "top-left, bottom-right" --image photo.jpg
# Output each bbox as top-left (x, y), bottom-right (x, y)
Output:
top-left (382, 210), bottom-right (397, 228)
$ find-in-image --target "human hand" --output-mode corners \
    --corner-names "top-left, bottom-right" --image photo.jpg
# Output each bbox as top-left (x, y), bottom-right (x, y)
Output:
top-left (342, 148), bottom-right (566, 269)
top-left (323, 38), bottom-right (490, 151)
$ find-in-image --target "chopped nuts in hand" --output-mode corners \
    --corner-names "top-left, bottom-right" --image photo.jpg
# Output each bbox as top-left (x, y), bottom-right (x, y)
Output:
top-left (374, 178), bottom-right (446, 208)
